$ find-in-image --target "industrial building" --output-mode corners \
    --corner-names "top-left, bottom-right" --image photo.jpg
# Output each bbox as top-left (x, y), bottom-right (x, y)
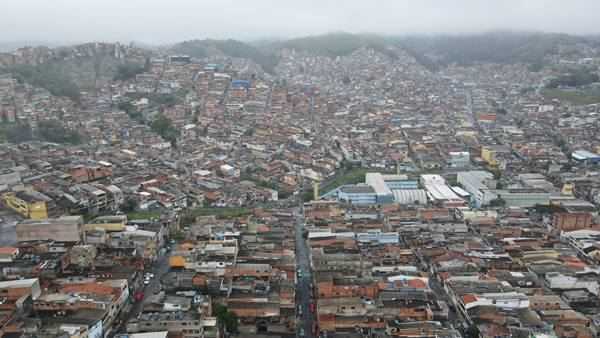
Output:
top-left (457, 171), bottom-right (551, 208)
top-left (381, 174), bottom-right (419, 190)
top-left (572, 150), bottom-right (600, 165)
top-left (337, 185), bottom-right (376, 204)
top-left (392, 189), bottom-right (428, 205)
top-left (495, 189), bottom-right (551, 208)
top-left (457, 171), bottom-right (497, 208)
top-left (420, 174), bottom-right (466, 207)
top-left (332, 173), bottom-right (425, 205)
top-left (365, 173), bottom-right (395, 204)
top-left (16, 215), bottom-right (84, 243)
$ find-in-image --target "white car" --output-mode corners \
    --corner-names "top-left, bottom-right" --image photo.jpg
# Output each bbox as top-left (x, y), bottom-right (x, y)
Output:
top-left (143, 279), bottom-right (151, 285)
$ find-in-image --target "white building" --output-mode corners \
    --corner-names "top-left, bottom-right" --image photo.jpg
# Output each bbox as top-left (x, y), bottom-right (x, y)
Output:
top-left (545, 272), bottom-right (599, 295)
top-left (463, 291), bottom-right (530, 310)
top-left (447, 151), bottom-right (471, 168)
top-left (457, 171), bottom-right (497, 208)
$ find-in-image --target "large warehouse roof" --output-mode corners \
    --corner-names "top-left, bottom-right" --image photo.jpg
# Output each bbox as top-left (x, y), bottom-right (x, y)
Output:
top-left (365, 173), bottom-right (393, 196)
top-left (393, 189), bottom-right (427, 205)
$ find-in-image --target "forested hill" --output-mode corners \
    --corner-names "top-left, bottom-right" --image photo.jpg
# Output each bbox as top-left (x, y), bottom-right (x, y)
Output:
top-left (0, 43), bottom-right (150, 101)
top-left (395, 32), bottom-right (591, 67)
top-left (170, 39), bottom-right (278, 73)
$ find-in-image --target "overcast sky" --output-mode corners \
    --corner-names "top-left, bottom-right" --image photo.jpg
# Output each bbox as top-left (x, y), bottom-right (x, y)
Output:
top-left (2, 0), bottom-right (600, 44)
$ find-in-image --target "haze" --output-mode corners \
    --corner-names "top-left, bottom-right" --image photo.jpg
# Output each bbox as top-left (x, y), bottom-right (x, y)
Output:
top-left (3, 0), bottom-right (600, 44)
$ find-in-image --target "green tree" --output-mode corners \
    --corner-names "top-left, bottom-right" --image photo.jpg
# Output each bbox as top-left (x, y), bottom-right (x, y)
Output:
top-left (121, 198), bottom-right (138, 213)
top-left (152, 94), bottom-right (177, 107)
top-left (118, 101), bottom-right (142, 121)
top-left (151, 114), bottom-right (178, 144)
top-left (113, 62), bottom-right (145, 81)
top-left (9, 64), bottom-right (81, 102)
top-left (464, 325), bottom-right (480, 338)
top-left (489, 198), bottom-right (506, 208)
top-left (6, 122), bottom-right (33, 143)
top-left (214, 304), bottom-right (238, 334)
top-left (37, 120), bottom-right (82, 144)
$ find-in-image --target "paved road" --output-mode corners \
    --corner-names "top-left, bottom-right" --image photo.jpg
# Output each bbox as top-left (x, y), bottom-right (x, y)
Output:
top-left (295, 209), bottom-right (315, 338)
top-left (0, 211), bottom-right (19, 246)
top-left (429, 276), bottom-right (463, 327)
top-left (112, 251), bottom-right (171, 336)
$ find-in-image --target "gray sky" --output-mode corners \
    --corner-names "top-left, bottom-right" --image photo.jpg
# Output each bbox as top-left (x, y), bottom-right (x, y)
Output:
top-left (2, 0), bottom-right (600, 44)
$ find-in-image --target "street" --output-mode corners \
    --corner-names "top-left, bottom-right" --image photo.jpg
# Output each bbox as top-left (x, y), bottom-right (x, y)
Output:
top-left (295, 208), bottom-right (315, 338)
top-left (112, 250), bottom-right (171, 336)
top-left (0, 211), bottom-right (19, 246)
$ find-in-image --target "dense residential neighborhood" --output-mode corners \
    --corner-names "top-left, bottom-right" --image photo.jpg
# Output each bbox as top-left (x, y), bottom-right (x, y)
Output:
top-left (1, 31), bottom-right (600, 338)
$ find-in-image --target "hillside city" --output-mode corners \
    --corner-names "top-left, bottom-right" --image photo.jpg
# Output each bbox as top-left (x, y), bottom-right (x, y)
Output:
top-left (1, 32), bottom-right (600, 338)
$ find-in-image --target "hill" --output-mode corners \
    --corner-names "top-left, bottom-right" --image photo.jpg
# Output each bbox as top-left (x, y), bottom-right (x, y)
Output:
top-left (395, 32), bottom-right (587, 68)
top-left (0, 43), bottom-right (150, 100)
top-left (273, 32), bottom-right (396, 58)
top-left (170, 39), bottom-right (278, 73)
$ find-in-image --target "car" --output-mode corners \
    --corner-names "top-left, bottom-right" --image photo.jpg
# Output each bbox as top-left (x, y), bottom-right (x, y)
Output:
top-left (299, 328), bottom-right (305, 337)
top-left (143, 280), bottom-right (150, 285)
top-left (145, 273), bottom-right (155, 278)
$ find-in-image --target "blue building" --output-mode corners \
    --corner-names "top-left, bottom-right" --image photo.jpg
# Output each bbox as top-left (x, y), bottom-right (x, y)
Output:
top-left (337, 185), bottom-right (377, 204)
top-left (232, 80), bottom-right (251, 89)
top-left (572, 150), bottom-right (600, 165)
top-left (381, 174), bottom-right (419, 190)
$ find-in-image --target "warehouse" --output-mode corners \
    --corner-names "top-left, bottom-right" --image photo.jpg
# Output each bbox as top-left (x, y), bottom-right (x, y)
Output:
top-left (572, 150), bottom-right (600, 165)
top-left (365, 173), bottom-right (394, 204)
top-left (17, 216), bottom-right (84, 243)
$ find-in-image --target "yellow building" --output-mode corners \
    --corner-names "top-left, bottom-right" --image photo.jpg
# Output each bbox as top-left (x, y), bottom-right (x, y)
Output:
top-left (561, 183), bottom-right (574, 196)
top-left (1, 191), bottom-right (52, 219)
top-left (84, 215), bottom-right (127, 232)
top-left (480, 146), bottom-right (498, 167)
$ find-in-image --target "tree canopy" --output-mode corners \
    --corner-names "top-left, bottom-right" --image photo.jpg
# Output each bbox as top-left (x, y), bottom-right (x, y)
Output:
top-left (151, 114), bottom-right (178, 145)
top-left (8, 64), bottom-right (81, 102)
top-left (38, 120), bottom-right (83, 144)
top-left (546, 69), bottom-right (599, 88)
top-left (214, 304), bottom-right (238, 333)
top-left (114, 62), bottom-right (146, 81)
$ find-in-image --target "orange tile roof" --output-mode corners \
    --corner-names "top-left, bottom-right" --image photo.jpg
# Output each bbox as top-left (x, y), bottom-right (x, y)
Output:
top-left (0, 247), bottom-right (17, 255)
top-left (407, 279), bottom-right (427, 289)
top-left (462, 294), bottom-right (478, 304)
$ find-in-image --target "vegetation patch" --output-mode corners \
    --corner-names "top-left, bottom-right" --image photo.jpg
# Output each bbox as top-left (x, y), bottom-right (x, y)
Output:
top-left (542, 88), bottom-right (600, 105)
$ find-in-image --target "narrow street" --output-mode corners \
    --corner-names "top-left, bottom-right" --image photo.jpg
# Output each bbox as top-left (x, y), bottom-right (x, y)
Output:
top-left (112, 251), bottom-right (171, 336)
top-left (295, 208), bottom-right (315, 338)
